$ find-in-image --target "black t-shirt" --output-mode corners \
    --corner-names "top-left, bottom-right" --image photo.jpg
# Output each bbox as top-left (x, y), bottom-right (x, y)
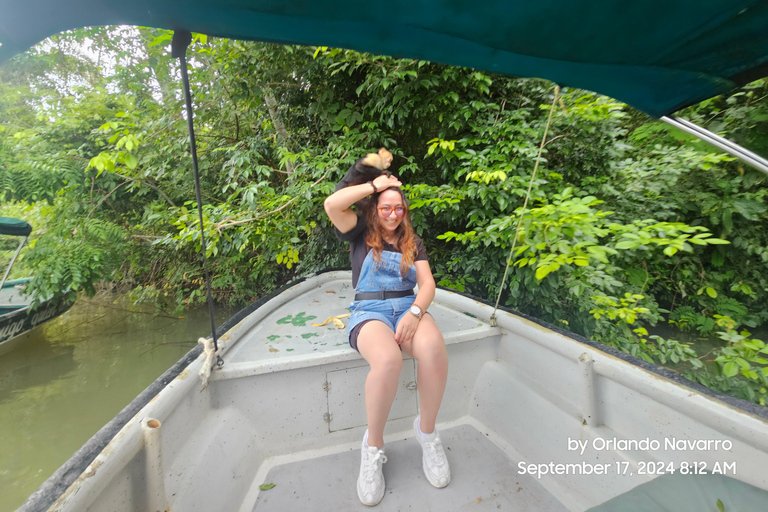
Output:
top-left (335, 214), bottom-right (428, 288)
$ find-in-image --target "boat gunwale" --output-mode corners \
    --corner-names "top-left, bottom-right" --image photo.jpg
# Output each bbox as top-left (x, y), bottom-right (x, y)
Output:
top-left (17, 267), bottom-right (768, 512)
top-left (445, 285), bottom-right (768, 423)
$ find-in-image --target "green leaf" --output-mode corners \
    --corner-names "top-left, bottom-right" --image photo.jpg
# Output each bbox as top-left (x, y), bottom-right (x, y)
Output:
top-left (717, 498), bottom-right (724, 512)
top-left (723, 362), bottom-right (739, 377)
top-left (259, 483), bottom-right (276, 491)
top-left (535, 266), bottom-right (548, 280)
top-left (124, 153), bottom-right (139, 169)
top-left (706, 287), bottom-right (717, 298)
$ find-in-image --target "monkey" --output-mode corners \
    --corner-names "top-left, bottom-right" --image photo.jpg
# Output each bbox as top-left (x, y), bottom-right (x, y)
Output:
top-left (359, 147), bottom-right (393, 172)
top-left (334, 148), bottom-right (394, 192)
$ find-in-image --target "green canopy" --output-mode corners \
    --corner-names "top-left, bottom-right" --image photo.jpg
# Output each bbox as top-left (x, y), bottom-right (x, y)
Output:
top-left (0, 217), bottom-right (32, 237)
top-left (1, 1), bottom-right (767, 117)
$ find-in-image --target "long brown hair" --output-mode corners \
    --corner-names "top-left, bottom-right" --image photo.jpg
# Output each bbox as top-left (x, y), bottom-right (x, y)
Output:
top-left (365, 188), bottom-right (417, 276)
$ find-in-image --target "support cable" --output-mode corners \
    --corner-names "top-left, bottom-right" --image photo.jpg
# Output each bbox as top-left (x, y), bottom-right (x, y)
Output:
top-left (172, 30), bottom-right (223, 369)
top-left (490, 85), bottom-right (560, 327)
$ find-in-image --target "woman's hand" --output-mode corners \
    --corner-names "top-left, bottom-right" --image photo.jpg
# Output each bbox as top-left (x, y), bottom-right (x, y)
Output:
top-left (395, 311), bottom-right (420, 345)
top-left (373, 174), bottom-right (401, 192)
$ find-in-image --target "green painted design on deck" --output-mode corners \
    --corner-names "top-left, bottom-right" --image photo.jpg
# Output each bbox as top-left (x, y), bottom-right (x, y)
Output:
top-left (301, 333), bottom-right (319, 339)
top-left (276, 312), bottom-right (318, 326)
top-left (267, 335), bottom-right (280, 341)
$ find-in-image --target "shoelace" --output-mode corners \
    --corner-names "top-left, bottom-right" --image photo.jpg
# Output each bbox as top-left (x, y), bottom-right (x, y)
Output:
top-left (363, 450), bottom-right (387, 482)
top-left (424, 437), bottom-right (447, 468)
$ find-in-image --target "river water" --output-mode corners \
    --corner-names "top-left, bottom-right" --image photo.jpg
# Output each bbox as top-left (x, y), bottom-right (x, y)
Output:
top-left (0, 294), bottom-right (237, 512)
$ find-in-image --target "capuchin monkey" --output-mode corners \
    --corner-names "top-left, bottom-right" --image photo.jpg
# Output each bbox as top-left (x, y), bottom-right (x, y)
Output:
top-left (334, 148), bottom-right (394, 192)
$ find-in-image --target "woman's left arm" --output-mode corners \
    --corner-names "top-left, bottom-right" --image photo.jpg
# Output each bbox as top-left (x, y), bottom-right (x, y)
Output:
top-left (413, 260), bottom-right (436, 313)
top-left (394, 260), bottom-right (435, 344)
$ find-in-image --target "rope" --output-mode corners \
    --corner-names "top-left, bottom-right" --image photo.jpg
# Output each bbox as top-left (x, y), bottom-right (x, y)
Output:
top-left (490, 85), bottom-right (561, 327)
top-left (173, 31), bottom-right (223, 370)
top-left (198, 336), bottom-right (224, 389)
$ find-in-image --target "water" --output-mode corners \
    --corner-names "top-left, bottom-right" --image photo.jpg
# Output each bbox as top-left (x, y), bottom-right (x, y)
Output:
top-left (0, 294), bottom-right (238, 512)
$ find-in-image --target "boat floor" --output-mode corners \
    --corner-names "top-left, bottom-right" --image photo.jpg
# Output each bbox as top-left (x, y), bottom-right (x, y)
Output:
top-left (251, 422), bottom-right (569, 512)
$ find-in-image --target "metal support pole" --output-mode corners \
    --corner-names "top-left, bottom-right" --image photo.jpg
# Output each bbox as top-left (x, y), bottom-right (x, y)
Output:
top-left (1, 236), bottom-right (27, 289)
top-left (661, 116), bottom-right (768, 176)
top-left (578, 352), bottom-right (600, 427)
top-left (172, 30), bottom-right (222, 367)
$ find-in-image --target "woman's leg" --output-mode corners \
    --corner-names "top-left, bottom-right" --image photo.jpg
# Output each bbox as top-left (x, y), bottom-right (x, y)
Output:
top-left (356, 320), bottom-right (403, 449)
top-left (400, 315), bottom-right (447, 433)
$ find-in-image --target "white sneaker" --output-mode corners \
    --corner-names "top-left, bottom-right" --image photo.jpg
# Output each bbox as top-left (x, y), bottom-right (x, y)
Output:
top-left (414, 416), bottom-right (451, 488)
top-left (357, 433), bottom-right (388, 506)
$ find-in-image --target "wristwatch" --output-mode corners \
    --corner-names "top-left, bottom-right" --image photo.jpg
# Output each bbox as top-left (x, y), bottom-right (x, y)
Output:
top-left (409, 304), bottom-right (423, 320)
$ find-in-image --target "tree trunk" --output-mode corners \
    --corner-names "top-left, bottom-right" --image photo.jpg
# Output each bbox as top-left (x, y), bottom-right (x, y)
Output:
top-left (264, 89), bottom-right (295, 174)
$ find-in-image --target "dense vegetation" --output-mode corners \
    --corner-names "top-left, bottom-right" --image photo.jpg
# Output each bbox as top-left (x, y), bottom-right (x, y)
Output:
top-left (2, 28), bottom-right (768, 405)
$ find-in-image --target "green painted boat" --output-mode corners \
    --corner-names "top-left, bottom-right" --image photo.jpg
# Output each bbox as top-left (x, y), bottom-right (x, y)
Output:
top-left (1, 218), bottom-right (75, 355)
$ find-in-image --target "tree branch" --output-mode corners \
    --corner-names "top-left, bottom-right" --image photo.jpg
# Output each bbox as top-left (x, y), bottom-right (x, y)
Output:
top-left (112, 172), bottom-right (176, 207)
top-left (88, 181), bottom-right (129, 218)
top-left (544, 134), bottom-right (566, 147)
top-left (214, 168), bottom-right (331, 232)
top-left (131, 234), bottom-right (164, 240)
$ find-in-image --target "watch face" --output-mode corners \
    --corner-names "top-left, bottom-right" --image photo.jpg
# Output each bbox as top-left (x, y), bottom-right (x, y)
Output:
top-left (410, 305), bottom-right (421, 315)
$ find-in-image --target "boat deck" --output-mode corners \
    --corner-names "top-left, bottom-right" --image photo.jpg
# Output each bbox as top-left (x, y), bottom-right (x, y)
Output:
top-left (0, 282), bottom-right (29, 309)
top-left (250, 421), bottom-right (568, 512)
top-left (223, 273), bottom-right (491, 365)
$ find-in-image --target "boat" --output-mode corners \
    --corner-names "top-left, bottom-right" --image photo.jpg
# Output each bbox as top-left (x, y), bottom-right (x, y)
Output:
top-left (0, 218), bottom-right (75, 356)
top-left (4, 1), bottom-right (768, 511)
top-left (18, 270), bottom-right (768, 511)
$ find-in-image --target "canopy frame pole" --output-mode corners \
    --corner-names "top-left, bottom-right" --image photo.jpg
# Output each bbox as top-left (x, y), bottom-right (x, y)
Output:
top-left (490, 85), bottom-right (560, 327)
top-left (172, 31), bottom-right (222, 368)
top-left (661, 116), bottom-right (768, 176)
top-left (0, 236), bottom-right (28, 289)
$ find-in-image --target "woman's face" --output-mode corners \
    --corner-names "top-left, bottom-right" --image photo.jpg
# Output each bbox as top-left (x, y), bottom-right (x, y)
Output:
top-left (377, 189), bottom-right (405, 235)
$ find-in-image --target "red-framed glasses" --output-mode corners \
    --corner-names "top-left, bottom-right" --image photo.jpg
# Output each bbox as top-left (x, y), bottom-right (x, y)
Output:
top-left (378, 206), bottom-right (405, 216)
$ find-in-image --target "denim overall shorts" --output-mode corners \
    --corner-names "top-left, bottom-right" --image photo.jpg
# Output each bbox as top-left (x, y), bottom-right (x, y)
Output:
top-left (347, 249), bottom-right (417, 345)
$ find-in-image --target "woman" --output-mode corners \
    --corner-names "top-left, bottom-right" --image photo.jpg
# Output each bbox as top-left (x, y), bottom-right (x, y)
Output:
top-left (324, 173), bottom-right (450, 506)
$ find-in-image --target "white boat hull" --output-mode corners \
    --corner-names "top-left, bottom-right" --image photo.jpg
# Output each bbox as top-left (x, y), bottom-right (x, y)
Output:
top-left (22, 270), bottom-right (768, 512)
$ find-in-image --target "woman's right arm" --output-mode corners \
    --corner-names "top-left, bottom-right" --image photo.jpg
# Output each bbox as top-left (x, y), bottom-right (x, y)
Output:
top-left (324, 174), bottom-right (401, 233)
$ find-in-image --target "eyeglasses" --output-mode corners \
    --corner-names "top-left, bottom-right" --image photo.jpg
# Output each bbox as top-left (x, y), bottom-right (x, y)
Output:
top-left (378, 206), bottom-right (405, 217)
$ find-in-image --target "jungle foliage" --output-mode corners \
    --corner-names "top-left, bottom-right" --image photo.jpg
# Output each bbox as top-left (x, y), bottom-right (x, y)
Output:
top-left (1, 28), bottom-right (767, 405)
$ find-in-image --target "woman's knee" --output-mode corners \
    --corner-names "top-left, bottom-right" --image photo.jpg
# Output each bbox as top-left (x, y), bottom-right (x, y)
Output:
top-left (412, 320), bottom-right (447, 364)
top-left (357, 323), bottom-right (403, 376)
top-left (420, 339), bottom-right (448, 368)
top-left (370, 349), bottom-right (403, 376)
